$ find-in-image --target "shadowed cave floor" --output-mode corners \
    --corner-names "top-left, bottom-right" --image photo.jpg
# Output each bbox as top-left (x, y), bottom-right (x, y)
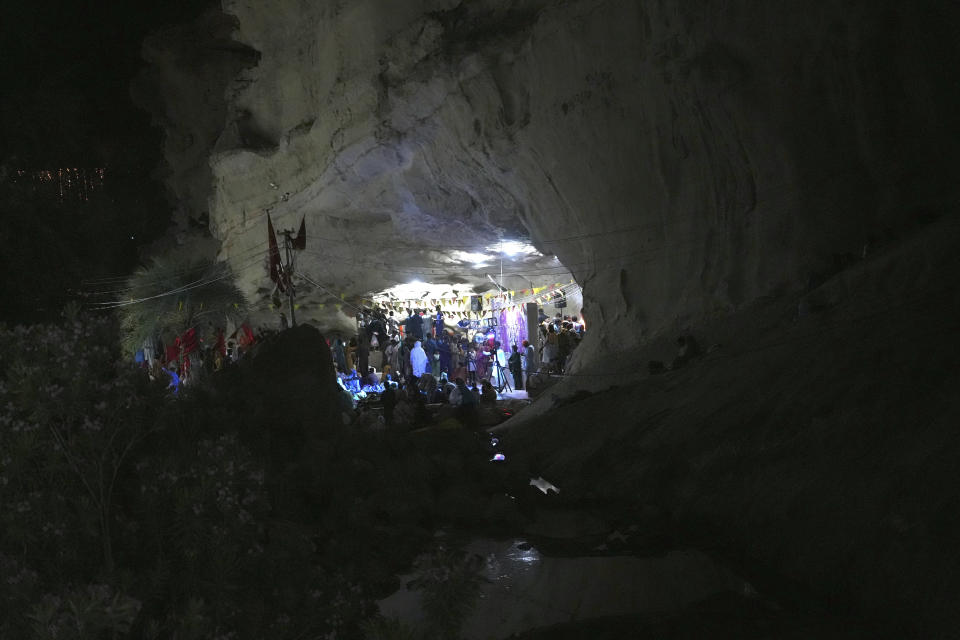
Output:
top-left (481, 212), bottom-right (960, 638)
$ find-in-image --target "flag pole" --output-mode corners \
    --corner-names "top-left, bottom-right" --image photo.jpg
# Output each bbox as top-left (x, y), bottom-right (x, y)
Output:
top-left (282, 229), bottom-right (297, 327)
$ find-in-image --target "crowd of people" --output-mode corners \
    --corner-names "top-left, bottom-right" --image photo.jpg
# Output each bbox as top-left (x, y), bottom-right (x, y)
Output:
top-left (143, 301), bottom-right (588, 429)
top-left (331, 305), bottom-right (587, 428)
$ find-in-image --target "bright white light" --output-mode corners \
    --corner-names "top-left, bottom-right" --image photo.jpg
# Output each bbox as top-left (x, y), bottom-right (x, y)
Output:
top-left (452, 251), bottom-right (492, 267)
top-left (499, 240), bottom-right (540, 257)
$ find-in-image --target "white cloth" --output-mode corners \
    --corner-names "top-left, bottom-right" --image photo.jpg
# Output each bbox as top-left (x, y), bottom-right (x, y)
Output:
top-left (410, 341), bottom-right (428, 377)
top-left (523, 344), bottom-right (536, 372)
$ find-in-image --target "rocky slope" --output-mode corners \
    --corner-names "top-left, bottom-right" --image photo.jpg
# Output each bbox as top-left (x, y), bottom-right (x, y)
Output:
top-left (135, 0), bottom-right (960, 357)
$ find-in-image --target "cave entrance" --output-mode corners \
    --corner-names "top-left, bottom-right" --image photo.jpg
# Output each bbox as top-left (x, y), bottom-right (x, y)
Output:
top-left (366, 240), bottom-right (583, 351)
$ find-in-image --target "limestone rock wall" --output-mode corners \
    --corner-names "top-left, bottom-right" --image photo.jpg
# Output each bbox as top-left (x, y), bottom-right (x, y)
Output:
top-left (139, 0), bottom-right (960, 357)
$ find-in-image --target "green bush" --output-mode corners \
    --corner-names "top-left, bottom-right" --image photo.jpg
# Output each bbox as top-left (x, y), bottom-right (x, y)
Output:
top-left (0, 312), bottom-right (506, 638)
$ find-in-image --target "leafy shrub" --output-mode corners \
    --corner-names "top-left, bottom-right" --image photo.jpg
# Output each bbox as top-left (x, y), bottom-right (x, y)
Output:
top-left (0, 312), bottom-right (504, 638)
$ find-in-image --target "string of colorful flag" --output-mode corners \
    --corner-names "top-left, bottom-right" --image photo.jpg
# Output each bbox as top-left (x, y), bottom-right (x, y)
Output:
top-left (367, 280), bottom-right (581, 317)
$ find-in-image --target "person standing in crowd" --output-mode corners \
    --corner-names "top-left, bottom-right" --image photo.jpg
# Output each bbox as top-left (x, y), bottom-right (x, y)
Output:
top-left (405, 309), bottom-right (422, 340)
top-left (358, 332), bottom-right (370, 378)
top-left (438, 333), bottom-right (452, 376)
top-left (477, 341), bottom-right (491, 382)
top-left (570, 315), bottom-right (582, 335)
top-left (368, 309), bottom-right (387, 350)
top-left (493, 341), bottom-right (508, 387)
top-left (453, 339), bottom-right (466, 380)
top-left (387, 310), bottom-right (399, 336)
top-left (410, 340), bottom-right (428, 379)
top-left (420, 309), bottom-right (432, 339)
top-left (423, 333), bottom-right (437, 374)
top-left (557, 323), bottom-right (571, 374)
top-left (431, 346), bottom-right (441, 378)
top-left (466, 344), bottom-right (478, 385)
top-left (508, 344), bottom-right (523, 390)
top-left (332, 337), bottom-right (347, 372)
top-left (346, 338), bottom-right (357, 372)
top-left (522, 339), bottom-right (536, 388)
top-left (543, 324), bottom-right (559, 372)
top-left (434, 305), bottom-right (445, 338)
top-left (399, 338), bottom-right (412, 381)
top-left (385, 338), bottom-right (399, 374)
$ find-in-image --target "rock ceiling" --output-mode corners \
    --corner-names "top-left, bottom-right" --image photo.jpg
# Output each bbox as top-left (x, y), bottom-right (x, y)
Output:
top-left (136, 0), bottom-right (960, 352)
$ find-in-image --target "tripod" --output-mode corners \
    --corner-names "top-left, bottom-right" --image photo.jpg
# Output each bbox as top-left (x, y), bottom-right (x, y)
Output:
top-left (490, 354), bottom-right (513, 394)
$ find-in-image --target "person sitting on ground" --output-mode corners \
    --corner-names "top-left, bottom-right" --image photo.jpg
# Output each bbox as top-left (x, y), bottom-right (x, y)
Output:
top-left (419, 372), bottom-right (437, 399)
top-left (363, 366), bottom-right (380, 387)
top-left (480, 380), bottom-right (497, 407)
top-left (166, 363), bottom-right (181, 395)
top-left (454, 378), bottom-right (479, 429)
top-left (344, 369), bottom-right (362, 393)
top-left (381, 381), bottom-right (397, 426)
top-left (449, 377), bottom-right (463, 406)
top-left (430, 375), bottom-right (448, 404)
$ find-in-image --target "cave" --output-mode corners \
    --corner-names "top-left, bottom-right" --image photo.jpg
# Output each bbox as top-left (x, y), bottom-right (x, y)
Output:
top-left (22, 0), bottom-right (960, 636)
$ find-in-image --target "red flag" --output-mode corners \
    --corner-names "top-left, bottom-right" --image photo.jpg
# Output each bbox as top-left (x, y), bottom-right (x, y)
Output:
top-left (267, 213), bottom-right (286, 292)
top-left (292, 216), bottom-right (306, 250)
top-left (177, 327), bottom-right (198, 356)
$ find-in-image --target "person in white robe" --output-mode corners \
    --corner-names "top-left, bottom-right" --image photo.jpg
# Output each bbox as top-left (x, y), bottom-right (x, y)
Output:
top-left (410, 340), bottom-right (428, 378)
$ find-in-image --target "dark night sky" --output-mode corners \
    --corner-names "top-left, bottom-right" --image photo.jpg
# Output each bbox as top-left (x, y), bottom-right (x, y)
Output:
top-left (0, 2), bottom-right (212, 322)
top-left (1, 2), bottom-right (211, 166)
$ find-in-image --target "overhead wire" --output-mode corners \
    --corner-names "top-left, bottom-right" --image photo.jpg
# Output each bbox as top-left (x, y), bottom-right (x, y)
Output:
top-left (296, 272), bottom-right (366, 313)
top-left (87, 250), bottom-right (271, 309)
top-left (81, 245), bottom-right (272, 293)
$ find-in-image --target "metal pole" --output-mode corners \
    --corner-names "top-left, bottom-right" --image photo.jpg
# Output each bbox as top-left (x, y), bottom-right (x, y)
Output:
top-left (283, 231), bottom-right (297, 327)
